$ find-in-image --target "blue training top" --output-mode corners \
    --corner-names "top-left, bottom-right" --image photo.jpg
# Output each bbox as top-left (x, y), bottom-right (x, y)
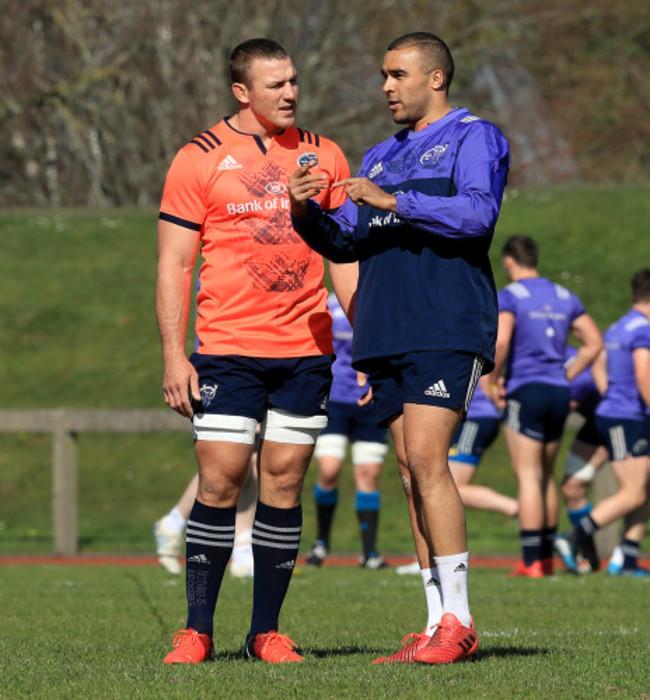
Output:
top-left (293, 108), bottom-right (510, 372)
top-left (327, 292), bottom-right (366, 404)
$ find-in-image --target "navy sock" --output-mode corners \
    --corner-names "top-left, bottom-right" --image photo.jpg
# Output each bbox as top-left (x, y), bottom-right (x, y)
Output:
top-left (520, 529), bottom-right (542, 566)
top-left (314, 485), bottom-right (338, 547)
top-left (249, 501), bottom-right (302, 638)
top-left (541, 525), bottom-right (557, 561)
top-left (356, 490), bottom-right (380, 558)
top-left (575, 513), bottom-right (598, 543)
top-left (621, 538), bottom-right (640, 570)
top-left (185, 500), bottom-right (236, 637)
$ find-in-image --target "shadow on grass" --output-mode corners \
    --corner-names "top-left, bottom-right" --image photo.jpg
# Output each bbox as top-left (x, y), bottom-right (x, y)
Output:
top-left (215, 645), bottom-right (550, 662)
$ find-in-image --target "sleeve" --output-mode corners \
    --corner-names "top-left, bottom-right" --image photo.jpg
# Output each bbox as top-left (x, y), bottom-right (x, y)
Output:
top-left (395, 123), bottom-right (510, 239)
top-left (570, 292), bottom-right (587, 322)
top-left (159, 148), bottom-right (206, 230)
top-left (291, 199), bottom-right (360, 263)
top-left (498, 287), bottom-right (517, 315)
top-left (631, 323), bottom-right (650, 351)
top-left (315, 139), bottom-right (351, 212)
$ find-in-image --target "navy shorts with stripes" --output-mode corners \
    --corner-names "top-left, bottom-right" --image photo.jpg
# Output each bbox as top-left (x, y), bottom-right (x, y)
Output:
top-left (594, 416), bottom-right (650, 462)
top-left (449, 417), bottom-right (501, 467)
top-left (506, 382), bottom-right (570, 443)
top-left (365, 350), bottom-right (485, 428)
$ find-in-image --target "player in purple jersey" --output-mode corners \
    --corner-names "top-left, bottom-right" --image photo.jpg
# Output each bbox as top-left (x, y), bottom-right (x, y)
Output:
top-left (482, 236), bottom-right (602, 578)
top-left (305, 293), bottom-right (389, 570)
top-left (448, 384), bottom-right (517, 517)
top-left (290, 32), bottom-right (510, 665)
top-left (557, 269), bottom-right (650, 577)
top-left (554, 347), bottom-right (608, 573)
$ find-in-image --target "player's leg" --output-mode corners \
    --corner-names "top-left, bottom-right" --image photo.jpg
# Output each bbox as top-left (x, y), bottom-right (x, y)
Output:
top-left (154, 472), bottom-right (199, 574)
top-left (230, 450), bottom-right (259, 578)
top-left (449, 460), bottom-right (518, 517)
top-left (540, 439), bottom-right (561, 573)
top-left (353, 442), bottom-right (388, 567)
top-left (244, 356), bottom-right (331, 663)
top-left (165, 430), bottom-right (257, 664)
top-left (505, 426), bottom-right (546, 576)
top-left (308, 434), bottom-right (347, 565)
top-left (351, 405), bottom-right (389, 568)
top-left (372, 414), bottom-right (441, 664)
top-left (561, 419), bottom-right (649, 576)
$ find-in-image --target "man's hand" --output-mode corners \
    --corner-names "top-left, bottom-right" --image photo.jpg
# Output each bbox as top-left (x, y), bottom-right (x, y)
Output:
top-left (162, 355), bottom-right (201, 419)
top-left (357, 371), bottom-right (374, 406)
top-left (289, 161), bottom-right (327, 219)
top-left (333, 177), bottom-right (397, 212)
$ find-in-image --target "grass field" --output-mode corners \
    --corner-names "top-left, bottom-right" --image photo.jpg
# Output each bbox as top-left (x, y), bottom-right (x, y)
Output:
top-left (2, 187), bottom-right (650, 697)
top-left (1, 564), bottom-right (649, 698)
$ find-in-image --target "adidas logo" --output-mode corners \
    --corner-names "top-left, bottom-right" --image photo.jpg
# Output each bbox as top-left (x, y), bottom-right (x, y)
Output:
top-left (425, 577), bottom-right (440, 587)
top-left (275, 559), bottom-right (296, 570)
top-left (217, 154), bottom-right (242, 170)
top-left (454, 562), bottom-right (467, 573)
top-left (425, 379), bottom-right (450, 399)
top-left (457, 634), bottom-right (476, 652)
top-left (187, 554), bottom-right (211, 565)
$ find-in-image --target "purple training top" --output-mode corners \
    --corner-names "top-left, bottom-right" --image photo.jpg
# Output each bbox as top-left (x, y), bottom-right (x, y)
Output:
top-left (498, 277), bottom-right (585, 394)
top-left (327, 293), bottom-right (365, 404)
top-left (596, 308), bottom-right (650, 421)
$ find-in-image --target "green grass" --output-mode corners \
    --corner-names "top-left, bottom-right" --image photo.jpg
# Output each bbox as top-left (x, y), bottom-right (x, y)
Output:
top-left (1, 564), bottom-right (648, 698)
top-left (2, 187), bottom-right (650, 557)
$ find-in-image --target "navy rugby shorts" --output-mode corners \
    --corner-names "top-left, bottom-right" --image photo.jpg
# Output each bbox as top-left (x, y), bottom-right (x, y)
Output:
top-left (505, 382), bottom-right (570, 443)
top-left (449, 417), bottom-right (501, 467)
top-left (319, 400), bottom-right (387, 443)
top-left (189, 353), bottom-right (333, 421)
top-left (594, 415), bottom-right (650, 462)
top-left (366, 350), bottom-right (484, 428)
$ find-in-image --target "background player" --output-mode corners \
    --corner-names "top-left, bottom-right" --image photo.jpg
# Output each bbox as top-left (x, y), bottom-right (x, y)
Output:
top-left (557, 269), bottom-right (650, 577)
top-left (554, 346), bottom-right (608, 573)
top-left (156, 38), bottom-right (350, 665)
top-left (483, 235), bottom-right (602, 577)
top-left (305, 292), bottom-right (389, 570)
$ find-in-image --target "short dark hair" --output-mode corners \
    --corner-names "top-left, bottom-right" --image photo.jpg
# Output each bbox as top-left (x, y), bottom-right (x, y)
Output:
top-left (631, 269), bottom-right (650, 303)
top-left (501, 235), bottom-right (539, 268)
top-left (229, 38), bottom-right (289, 87)
top-left (387, 32), bottom-right (454, 90)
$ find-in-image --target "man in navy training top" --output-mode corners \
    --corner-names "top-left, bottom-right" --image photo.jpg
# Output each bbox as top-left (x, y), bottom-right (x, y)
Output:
top-left (289, 32), bottom-right (510, 665)
top-left (557, 268), bottom-right (650, 577)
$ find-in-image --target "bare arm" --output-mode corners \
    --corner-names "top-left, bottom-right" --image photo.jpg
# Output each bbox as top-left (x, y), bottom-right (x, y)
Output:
top-left (155, 219), bottom-right (201, 418)
top-left (633, 346), bottom-right (650, 408)
top-left (481, 311), bottom-right (514, 408)
top-left (329, 261), bottom-right (358, 324)
top-left (590, 348), bottom-right (608, 395)
top-left (565, 313), bottom-right (603, 381)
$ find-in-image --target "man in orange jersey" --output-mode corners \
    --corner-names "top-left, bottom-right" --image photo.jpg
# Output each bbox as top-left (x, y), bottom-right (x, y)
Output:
top-left (156, 38), bottom-right (350, 665)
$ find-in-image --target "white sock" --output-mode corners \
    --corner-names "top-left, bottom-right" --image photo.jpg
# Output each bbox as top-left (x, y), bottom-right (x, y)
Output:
top-left (434, 552), bottom-right (471, 628)
top-left (420, 567), bottom-right (444, 636)
top-left (231, 528), bottom-right (253, 565)
top-left (610, 545), bottom-right (624, 566)
top-left (163, 507), bottom-right (186, 535)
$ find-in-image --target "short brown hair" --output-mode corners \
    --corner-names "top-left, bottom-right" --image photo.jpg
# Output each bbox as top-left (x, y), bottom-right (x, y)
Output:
top-left (387, 32), bottom-right (454, 90)
top-left (631, 269), bottom-right (650, 303)
top-left (501, 235), bottom-right (539, 268)
top-left (229, 38), bottom-right (289, 88)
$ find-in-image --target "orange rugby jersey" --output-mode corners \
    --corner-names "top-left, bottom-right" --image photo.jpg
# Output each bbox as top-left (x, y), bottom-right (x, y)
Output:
top-left (159, 119), bottom-right (350, 358)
